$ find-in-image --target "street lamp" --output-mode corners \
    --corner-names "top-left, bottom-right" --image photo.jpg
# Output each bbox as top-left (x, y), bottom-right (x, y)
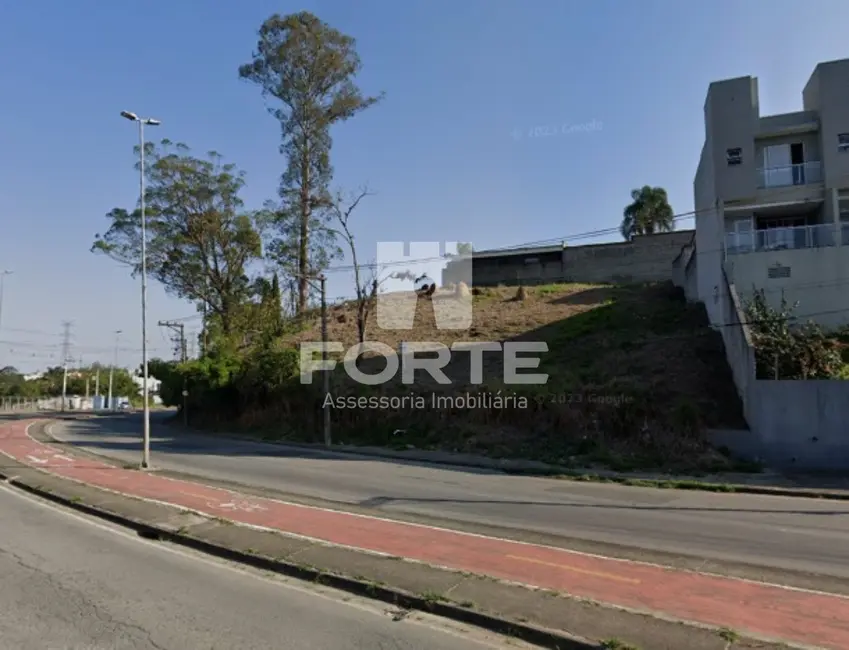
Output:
top-left (121, 110), bottom-right (160, 469)
top-left (108, 329), bottom-right (122, 411)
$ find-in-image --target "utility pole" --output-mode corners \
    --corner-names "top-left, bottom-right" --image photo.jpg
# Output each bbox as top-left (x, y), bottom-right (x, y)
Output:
top-left (60, 321), bottom-right (72, 412)
top-left (294, 273), bottom-right (331, 447)
top-left (159, 320), bottom-right (188, 426)
top-left (108, 330), bottom-right (121, 411)
top-left (320, 275), bottom-right (330, 447)
top-left (201, 302), bottom-right (208, 356)
top-left (81, 355), bottom-right (89, 401)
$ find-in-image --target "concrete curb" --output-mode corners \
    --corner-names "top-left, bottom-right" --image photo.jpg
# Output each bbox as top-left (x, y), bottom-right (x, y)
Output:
top-left (0, 469), bottom-right (598, 650)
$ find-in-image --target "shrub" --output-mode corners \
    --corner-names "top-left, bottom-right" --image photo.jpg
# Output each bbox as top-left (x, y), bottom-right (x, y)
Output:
top-left (745, 289), bottom-right (843, 379)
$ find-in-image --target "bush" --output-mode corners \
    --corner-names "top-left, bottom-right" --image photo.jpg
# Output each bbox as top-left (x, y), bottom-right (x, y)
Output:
top-left (745, 289), bottom-right (843, 379)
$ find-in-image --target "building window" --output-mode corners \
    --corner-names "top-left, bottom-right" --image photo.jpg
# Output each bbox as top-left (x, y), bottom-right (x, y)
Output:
top-left (839, 134), bottom-right (849, 152)
top-left (726, 148), bottom-right (742, 165)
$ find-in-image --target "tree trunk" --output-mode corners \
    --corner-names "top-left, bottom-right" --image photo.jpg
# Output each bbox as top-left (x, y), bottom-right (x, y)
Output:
top-left (357, 303), bottom-right (366, 344)
top-left (297, 146), bottom-right (311, 314)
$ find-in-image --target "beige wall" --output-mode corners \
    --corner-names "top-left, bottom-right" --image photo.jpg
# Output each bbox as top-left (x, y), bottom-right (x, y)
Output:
top-left (704, 76), bottom-right (759, 203)
top-left (693, 143), bottom-right (724, 325)
top-left (804, 59), bottom-right (849, 190)
top-left (726, 246), bottom-right (849, 329)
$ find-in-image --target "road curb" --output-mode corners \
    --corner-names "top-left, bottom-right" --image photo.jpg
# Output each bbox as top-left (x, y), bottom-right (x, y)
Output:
top-left (157, 420), bottom-right (849, 502)
top-left (552, 474), bottom-right (849, 501)
top-left (0, 468), bottom-right (598, 650)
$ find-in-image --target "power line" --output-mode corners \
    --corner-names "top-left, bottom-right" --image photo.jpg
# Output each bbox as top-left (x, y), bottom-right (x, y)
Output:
top-left (158, 320), bottom-right (187, 361)
top-left (319, 178), bottom-right (849, 273)
top-left (144, 179), bottom-right (848, 322)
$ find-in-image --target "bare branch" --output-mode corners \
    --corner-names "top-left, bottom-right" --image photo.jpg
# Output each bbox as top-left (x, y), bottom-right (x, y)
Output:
top-left (326, 186), bottom-right (379, 343)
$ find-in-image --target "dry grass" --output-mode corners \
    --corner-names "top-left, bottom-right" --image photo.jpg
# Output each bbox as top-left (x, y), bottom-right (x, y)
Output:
top-left (285, 282), bottom-right (608, 351)
top-left (238, 282), bottom-right (750, 473)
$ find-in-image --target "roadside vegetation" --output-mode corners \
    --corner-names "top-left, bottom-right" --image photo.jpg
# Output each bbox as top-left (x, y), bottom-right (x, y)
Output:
top-left (149, 281), bottom-right (751, 474)
top-left (0, 365), bottom-right (140, 402)
top-left (745, 289), bottom-right (849, 380)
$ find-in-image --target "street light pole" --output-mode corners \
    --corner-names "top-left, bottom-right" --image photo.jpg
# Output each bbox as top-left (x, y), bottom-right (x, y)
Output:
top-left (108, 329), bottom-right (121, 411)
top-left (121, 110), bottom-right (160, 469)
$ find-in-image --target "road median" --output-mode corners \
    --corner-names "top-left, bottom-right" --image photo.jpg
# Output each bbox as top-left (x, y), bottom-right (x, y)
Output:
top-left (0, 456), bottom-right (794, 650)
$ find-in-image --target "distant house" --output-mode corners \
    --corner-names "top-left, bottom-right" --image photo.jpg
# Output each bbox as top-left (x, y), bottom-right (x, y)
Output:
top-left (132, 374), bottom-right (161, 394)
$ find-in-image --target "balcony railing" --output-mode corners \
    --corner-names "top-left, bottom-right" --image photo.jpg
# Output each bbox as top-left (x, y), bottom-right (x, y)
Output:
top-left (757, 161), bottom-right (822, 189)
top-left (725, 222), bottom-right (840, 255)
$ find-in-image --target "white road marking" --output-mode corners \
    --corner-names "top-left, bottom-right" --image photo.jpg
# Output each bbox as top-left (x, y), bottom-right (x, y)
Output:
top-left (212, 500), bottom-right (268, 513)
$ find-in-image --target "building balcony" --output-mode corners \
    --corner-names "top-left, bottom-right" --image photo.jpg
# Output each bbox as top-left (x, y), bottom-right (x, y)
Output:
top-left (757, 161), bottom-right (822, 189)
top-left (725, 222), bottom-right (841, 256)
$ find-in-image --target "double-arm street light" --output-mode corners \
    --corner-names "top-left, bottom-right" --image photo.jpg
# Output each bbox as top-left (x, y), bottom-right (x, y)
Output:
top-left (120, 110), bottom-right (160, 469)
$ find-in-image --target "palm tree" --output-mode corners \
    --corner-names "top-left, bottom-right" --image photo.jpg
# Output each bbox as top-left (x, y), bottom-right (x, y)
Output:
top-left (620, 186), bottom-right (675, 241)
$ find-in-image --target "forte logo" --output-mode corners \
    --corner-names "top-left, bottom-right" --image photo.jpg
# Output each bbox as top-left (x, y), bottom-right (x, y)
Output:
top-left (299, 341), bottom-right (549, 386)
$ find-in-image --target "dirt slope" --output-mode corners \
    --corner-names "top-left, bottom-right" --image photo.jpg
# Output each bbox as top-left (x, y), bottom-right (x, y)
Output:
top-left (262, 282), bottom-right (750, 472)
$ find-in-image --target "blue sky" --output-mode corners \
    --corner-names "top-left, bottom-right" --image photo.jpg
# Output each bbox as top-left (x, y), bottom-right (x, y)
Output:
top-left (2, 0), bottom-right (848, 372)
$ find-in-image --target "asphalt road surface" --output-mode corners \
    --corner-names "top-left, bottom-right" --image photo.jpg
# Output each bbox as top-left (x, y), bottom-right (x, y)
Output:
top-left (0, 483), bottom-right (526, 650)
top-left (49, 415), bottom-right (849, 580)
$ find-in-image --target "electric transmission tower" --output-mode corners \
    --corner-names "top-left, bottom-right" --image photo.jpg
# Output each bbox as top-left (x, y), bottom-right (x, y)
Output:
top-left (158, 320), bottom-right (188, 425)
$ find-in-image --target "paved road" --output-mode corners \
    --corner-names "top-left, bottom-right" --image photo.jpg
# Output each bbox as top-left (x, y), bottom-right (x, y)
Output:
top-left (0, 482), bottom-right (524, 650)
top-left (49, 415), bottom-right (849, 580)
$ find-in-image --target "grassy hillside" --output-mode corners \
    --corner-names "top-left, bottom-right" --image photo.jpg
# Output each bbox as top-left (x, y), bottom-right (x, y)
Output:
top-left (230, 281), bottom-right (749, 474)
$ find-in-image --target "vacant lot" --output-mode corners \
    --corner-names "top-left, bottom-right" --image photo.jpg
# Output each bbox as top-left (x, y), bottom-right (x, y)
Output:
top-left (229, 281), bottom-right (749, 474)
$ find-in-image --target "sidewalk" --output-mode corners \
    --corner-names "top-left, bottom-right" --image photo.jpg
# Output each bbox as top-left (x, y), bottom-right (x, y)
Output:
top-left (2, 419), bottom-right (848, 650)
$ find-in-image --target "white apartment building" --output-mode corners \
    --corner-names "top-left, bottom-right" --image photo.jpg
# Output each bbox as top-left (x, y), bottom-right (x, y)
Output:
top-left (694, 58), bottom-right (849, 329)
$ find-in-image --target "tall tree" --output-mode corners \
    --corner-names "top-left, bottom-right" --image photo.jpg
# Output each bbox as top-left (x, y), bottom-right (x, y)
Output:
top-left (620, 186), bottom-right (675, 241)
top-left (239, 11), bottom-right (383, 314)
top-left (92, 140), bottom-right (264, 336)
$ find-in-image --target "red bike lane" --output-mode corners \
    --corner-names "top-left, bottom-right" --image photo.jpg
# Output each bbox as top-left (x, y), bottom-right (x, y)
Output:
top-left (1, 419), bottom-right (848, 649)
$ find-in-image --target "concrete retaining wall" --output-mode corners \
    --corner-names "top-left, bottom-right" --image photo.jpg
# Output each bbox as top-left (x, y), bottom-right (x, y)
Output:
top-left (746, 380), bottom-right (849, 470)
top-left (694, 253), bottom-right (849, 471)
top-left (672, 238), bottom-right (699, 303)
top-left (444, 231), bottom-right (695, 287)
